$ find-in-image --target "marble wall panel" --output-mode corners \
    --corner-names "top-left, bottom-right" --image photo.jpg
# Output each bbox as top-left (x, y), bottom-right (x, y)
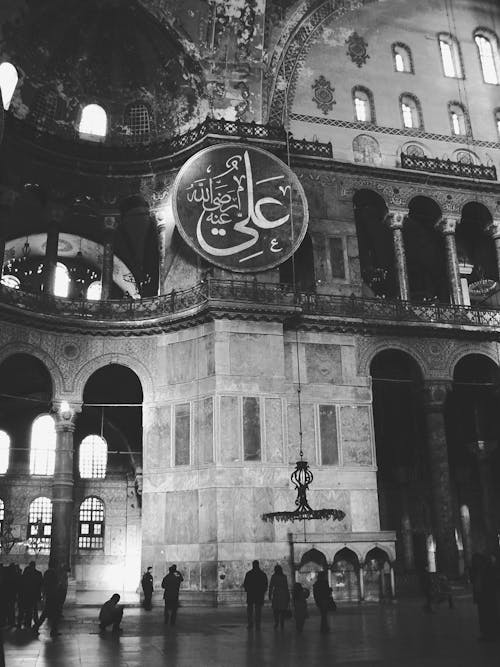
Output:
top-left (287, 403), bottom-right (316, 464)
top-left (220, 396), bottom-right (240, 462)
top-left (340, 405), bottom-right (373, 466)
top-left (198, 335), bottom-right (215, 378)
top-left (166, 339), bottom-right (197, 384)
top-left (198, 488), bottom-right (217, 544)
top-left (305, 343), bottom-right (342, 384)
top-left (243, 396), bottom-right (261, 461)
top-left (142, 491), bottom-right (166, 546)
top-left (265, 398), bottom-right (283, 463)
top-left (164, 490), bottom-right (199, 544)
top-left (174, 403), bottom-right (190, 466)
top-left (319, 404), bottom-right (339, 465)
top-left (350, 489), bottom-right (380, 532)
top-left (229, 333), bottom-right (282, 377)
top-left (284, 343), bottom-right (294, 382)
top-left (195, 397), bottom-right (214, 464)
top-left (144, 405), bottom-right (171, 472)
top-left (217, 487), bottom-right (254, 543)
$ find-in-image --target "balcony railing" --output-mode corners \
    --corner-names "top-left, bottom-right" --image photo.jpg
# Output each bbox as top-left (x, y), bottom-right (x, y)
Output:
top-left (2, 279), bottom-right (500, 330)
top-left (401, 153), bottom-right (497, 181)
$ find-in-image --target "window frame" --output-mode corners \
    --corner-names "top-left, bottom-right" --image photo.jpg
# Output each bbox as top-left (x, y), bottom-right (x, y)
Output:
top-left (78, 496), bottom-right (105, 550)
top-left (438, 32), bottom-right (464, 79)
top-left (79, 434), bottom-right (108, 479)
top-left (399, 93), bottom-right (423, 130)
top-left (0, 61), bottom-right (18, 110)
top-left (474, 29), bottom-right (500, 85)
top-left (0, 430), bottom-right (10, 474)
top-left (352, 86), bottom-right (376, 124)
top-left (392, 42), bottom-right (414, 74)
top-left (448, 101), bottom-right (470, 137)
top-left (495, 108), bottom-right (500, 140)
top-left (28, 496), bottom-right (52, 553)
top-left (29, 414), bottom-right (56, 476)
top-left (78, 103), bottom-right (108, 142)
top-left (124, 102), bottom-right (153, 142)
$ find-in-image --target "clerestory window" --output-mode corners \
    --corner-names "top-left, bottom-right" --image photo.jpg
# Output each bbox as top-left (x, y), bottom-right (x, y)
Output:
top-left (474, 30), bottom-right (499, 84)
top-left (79, 104), bottom-right (107, 140)
top-left (79, 434), bottom-right (107, 479)
top-left (28, 497), bottom-right (52, 553)
top-left (0, 62), bottom-right (18, 110)
top-left (439, 34), bottom-right (463, 78)
top-left (30, 414), bottom-right (56, 475)
top-left (0, 430), bottom-right (10, 474)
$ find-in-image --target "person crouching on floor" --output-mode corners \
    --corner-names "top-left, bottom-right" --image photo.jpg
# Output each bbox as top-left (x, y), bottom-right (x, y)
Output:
top-left (99, 593), bottom-right (124, 633)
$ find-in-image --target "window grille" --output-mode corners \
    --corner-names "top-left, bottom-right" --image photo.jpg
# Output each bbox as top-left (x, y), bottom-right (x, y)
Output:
top-left (28, 497), bottom-right (52, 553)
top-left (125, 104), bottom-right (151, 141)
top-left (78, 497), bottom-right (104, 550)
top-left (79, 435), bottom-right (107, 479)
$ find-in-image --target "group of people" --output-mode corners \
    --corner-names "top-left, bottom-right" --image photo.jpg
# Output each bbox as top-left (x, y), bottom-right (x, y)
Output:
top-left (243, 560), bottom-right (334, 634)
top-left (0, 561), bottom-right (66, 637)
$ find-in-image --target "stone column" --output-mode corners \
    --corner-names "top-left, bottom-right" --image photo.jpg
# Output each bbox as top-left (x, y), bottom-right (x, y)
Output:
top-left (42, 201), bottom-right (65, 294)
top-left (101, 212), bottom-right (119, 300)
top-left (151, 205), bottom-right (176, 295)
top-left (385, 208), bottom-right (410, 301)
top-left (50, 401), bottom-right (79, 575)
top-left (459, 503), bottom-right (472, 570)
top-left (467, 440), bottom-right (498, 554)
top-left (436, 217), bottom-right (463, 305)
top-left (486, 220), bottom-right (500, 280)
top-left (422, 380), bottom-right (458, 577)
top-left (0, 187), bottom-right (18, 278)
top-left (394, 466), bottom-right (415, 571)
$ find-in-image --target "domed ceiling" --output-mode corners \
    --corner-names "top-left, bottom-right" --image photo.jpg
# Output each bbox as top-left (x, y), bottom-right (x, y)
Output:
top-left (0, 0), bottom-right (208, 143)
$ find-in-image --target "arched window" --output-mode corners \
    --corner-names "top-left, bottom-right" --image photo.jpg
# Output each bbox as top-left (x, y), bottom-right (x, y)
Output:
top-left (392, 43), bottom-right (413, 73)
top-left (0, 498), bottom-right (4, 535)
top-left (455, 149), bottom-right (478, 165)
top-left (86, 281), bottom-right (102, 301)
top-left (78, 497), bottom-right (104, 549)
top-left (495, 109), bottom-right (500, 139)
top-left (124, 103), bottom-right (151, 141)
top-left (474, 30), bottom-right (499, 84)
top-left (79, 104), bottom-right (107, 140)
top-left (30, 89), bottom-right (59, 127)
top-left (54, 262), bottom-right (70, 298)
top-left (79, 434), bottom-right (107, 479)
top-left (448, 102), bottom-right (469, 136)
top-left (28, 497), bottom-right (52, 552)
top-left (438, 33), bottom-right (463, 78)
top-left (0, 62), bottom-right (18, 110)
top-left (400, 94), bottom-right (422, 129)
top-left (0, 430), bottom-right (10, 474)
top-left (1, 275), bottom-right (20, 289)
top-left (353, 87), bottom-right (375, 123)
top-left (30, 414), bottom-right (56, 475)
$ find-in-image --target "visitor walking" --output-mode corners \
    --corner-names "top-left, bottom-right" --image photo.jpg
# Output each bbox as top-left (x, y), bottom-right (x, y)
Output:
top-left (269, 564), bottom-right (290, 630)
top-left (243, 560), bottom-right (268, 630)
top-left (141, 566), bottom-right (154, 610)
top-left (33, 566), bottom-right (63, 637)
top-left (161, 564), bottom-right (184, 626)
top-left (292, 582), bottom-right (309, 634)
top-left (313, 571), bottom-right (332, 634)
top-left (98, 594), bottom-right (124, 633)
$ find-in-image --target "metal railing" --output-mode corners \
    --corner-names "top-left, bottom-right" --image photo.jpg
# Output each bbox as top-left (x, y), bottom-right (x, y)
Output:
top-left (401, 152), bottom-right (497, 181)
top-left (2, 279), bottom-right (500, 330)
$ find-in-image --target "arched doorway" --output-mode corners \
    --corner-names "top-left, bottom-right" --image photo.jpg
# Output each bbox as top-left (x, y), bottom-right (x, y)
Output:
top-left (332, 547), bottom-right (360, 602)
top-left (75, 364), bottom-right (144, 591)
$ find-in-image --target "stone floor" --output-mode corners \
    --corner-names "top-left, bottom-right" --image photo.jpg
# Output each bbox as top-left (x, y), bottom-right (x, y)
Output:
top-left (2, 596), bottom-right (499, 667)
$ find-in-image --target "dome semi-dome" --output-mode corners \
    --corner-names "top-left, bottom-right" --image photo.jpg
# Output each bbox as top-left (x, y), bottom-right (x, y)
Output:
top-left (0, 0), bottom-right (208, 144)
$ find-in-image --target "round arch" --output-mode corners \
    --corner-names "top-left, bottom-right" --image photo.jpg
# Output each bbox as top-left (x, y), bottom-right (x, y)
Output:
top-left (449, 348), bottom-right (499, 380)
top-left (72, 353), bottom-right (154, 402)
top-left (359, 340), bottom-right (427, 378)
top-left (0, 345), bottom-right (62, 397)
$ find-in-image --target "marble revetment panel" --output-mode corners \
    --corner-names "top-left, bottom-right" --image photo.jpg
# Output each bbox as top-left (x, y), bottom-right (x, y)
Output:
top-left (229, 333), bottom-right (281, 377)
top-left (287, 403), bottom-right (315, 463)
top-left (340, 405), bottom-right (373, 466)
top-left (265, 397), bottom-right (283, 462)
top-left (166, 339), bottom-right (197, 383)
top-left (319, 405), bottom-right (339, 465)
top-left (174, 403), bottom-right (191, 466)
top-left (196, 397), bottom-right (214, 464)
top-left (220, 396), bottom-right (241, 462)
top-left (164, 490), bottom-right (199, 544)
top-left (243, 396), bottom-right (261, 461)
top-left (305, 343), bottom-right (342, 384)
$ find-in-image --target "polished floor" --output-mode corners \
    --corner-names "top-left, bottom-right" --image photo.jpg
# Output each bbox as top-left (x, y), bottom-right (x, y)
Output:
top-left (2, 596), bottom-right (499, 667)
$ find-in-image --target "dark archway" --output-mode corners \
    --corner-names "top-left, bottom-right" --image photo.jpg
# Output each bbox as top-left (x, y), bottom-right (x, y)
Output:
top-left (279, 232), bottom-right (315, 291)
top-left (353, 189), bottom-right (396, 298)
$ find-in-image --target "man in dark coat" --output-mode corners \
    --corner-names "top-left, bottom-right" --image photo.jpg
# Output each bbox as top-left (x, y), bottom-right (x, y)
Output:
top-left (33, 566), bottom-right (62, 637)
top-left (4, 564), bottom-right (20, 628)
top-left (313, 570), bottom-right (332, 633)
top-left (243, 560), bottom-right (268, 630)
top-left (19, 561), bottom-right (43, 629)
top-left (99, 594), bottom-right (124, 633)
top-left (141, 566), bottom-right (154, 611)
top-left (161, 564), bottom-right (184, 626)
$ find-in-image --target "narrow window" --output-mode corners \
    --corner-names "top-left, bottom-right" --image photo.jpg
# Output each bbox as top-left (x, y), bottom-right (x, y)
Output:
top-left (78, 497), bottom-right (104, 550)
top-left (0, 498), bottom-right (4, 535)
top-left (329, 237), bottom-right (346, 279)
top-left (243, 397), bottom-right (261, 461)
top-left (174, 403), bottom-right (190, 466)
top-left (400, 94), bottom-right (422, 129)
top-left (319, 405), bottom-right (339, 465)
top-left (475, 32), bottom-right (499, 84)
top-left (54, 262), bottom-right (70, 298)
top-left (125, 103), bottom-right (151, 141)
top-left (0, 430), bottom-right (10, 474)
top-left (79, 104), bottom-right (107, 140)
top-left (28, 497), bottom-right (52, 553)
top-left (449, 102), bottom-right (469, 136)
top-left (439, 34), bottom-right (463, 78)
top-left (30, 414), bottom-right (56, 475)
top-left (495, 109), bottom-right (500, 139)
top-left (353, 87), bottom-right (374, 123)
top-left (79, 434), bottom-right (107, 479)
top-left (0, 62), bottom-right (18, 110)
top-left (86, 281), bottom-right (102, 301)
top-left (392, 43), bottom-right (413, 73)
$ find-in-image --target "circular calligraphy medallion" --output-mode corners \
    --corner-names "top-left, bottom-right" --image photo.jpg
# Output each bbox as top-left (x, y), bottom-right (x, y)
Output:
top-left (172, 143), bottom-right (309, 272)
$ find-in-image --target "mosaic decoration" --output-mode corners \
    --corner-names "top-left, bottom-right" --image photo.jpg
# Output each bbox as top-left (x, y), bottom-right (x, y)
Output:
top-left (312, 75), bottom-right (336, 115)
top-left (172, 143), bottom-right (309, 273)
top-left (346, 32), bottom-right (370, 68)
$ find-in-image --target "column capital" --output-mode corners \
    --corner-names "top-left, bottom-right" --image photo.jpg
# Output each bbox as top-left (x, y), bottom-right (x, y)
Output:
top-left (384, 208), bottom-right (408, 229)
top-left (52, 400), bottom-right (81, 431)
top-left (422, 379), bottom-right (452, 408)
top-left (435, 216), bottom-right (458, 235)
top-left (151, 206), bottom-right (168, 229)
top-left (102, 211), bottom-right (120, 233)
top-left (486, 220), bottom-right (500, 239)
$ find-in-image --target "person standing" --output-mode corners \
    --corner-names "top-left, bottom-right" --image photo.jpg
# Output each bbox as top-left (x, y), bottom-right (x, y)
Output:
top-left (161, 564), bottom-right (184, 626)
top-left (243, 560), bottom-right (268, 630)
top-left (269, 564), bottom-right (290, 630)
top-left (313, 571), bottom-right (332, 633)
top-left (19, 562), bottom-right (43, 629)
top-left (141, 566), bottom-right (154, 611)
top-left (292, 583), bottom-right (309, 634)
top-left (33, 566), bottom-right (62, 637)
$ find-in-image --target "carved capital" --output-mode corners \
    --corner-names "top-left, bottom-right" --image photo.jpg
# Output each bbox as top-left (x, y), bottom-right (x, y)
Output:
top-left (385, 208), bottom-right (408, 230)
top-left (151, 207), bottom-right (168, 229)
top-left (435, 217), bottom-right (458, 235)
top-left (422, 380), bottom-right (451, 408)
top-left (52, 400), bottom-right (81, 431)
top-left (486, 220), bottom-right (500, 240)
top-left (102, 211), bottom-right (120, 233)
